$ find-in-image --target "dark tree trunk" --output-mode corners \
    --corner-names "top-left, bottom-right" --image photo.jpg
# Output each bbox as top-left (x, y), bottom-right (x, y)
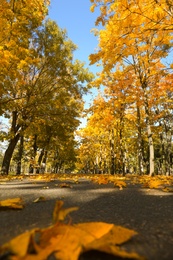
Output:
top-left (16, 135), bottom-right (24, 175)
top-left (38, 149), bottom-right (44, 166)
top-left (1, 134), bottom-right (20, 175)
top-left (29, 135), bottom-right (38, 174)
top-left (1, 110), bottom-right (22, 175)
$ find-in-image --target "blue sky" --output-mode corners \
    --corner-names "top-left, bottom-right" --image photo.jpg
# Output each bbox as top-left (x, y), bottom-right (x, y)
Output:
top-left (48, 1), bottom-right (101, 110)
top-left (48, 0), bottom-right (99, 68)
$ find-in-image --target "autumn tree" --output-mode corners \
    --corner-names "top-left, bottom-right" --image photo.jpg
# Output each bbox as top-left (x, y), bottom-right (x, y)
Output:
top-left (0, 0), bottom-right (50, 111)
top-left (0, 18), bottom-right (93, 175)
top-left (89, 0), bottom-right (173, 176)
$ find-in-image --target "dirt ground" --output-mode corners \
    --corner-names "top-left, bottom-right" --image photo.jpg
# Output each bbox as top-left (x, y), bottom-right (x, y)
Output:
top-left (0, 177), bottom-right (173, 260)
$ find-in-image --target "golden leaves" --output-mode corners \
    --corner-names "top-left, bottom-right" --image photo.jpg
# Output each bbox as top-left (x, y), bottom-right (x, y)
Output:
top-left (53, 200), bottom-right (79, 223)
top-left (90, 4), bottom-right (96, 13)
top-left (0, 198), bottom-right (24, 210)
top-left (114, 180), bottom-right (127, 190)
top-left (140, 175), bottom-right (173, 191)
top-left (1, 230), bottom-right (37, 258)
top-left (0, 201), bottom-right (143, 260)
top-left (143, 179), bottom-right (164, 189)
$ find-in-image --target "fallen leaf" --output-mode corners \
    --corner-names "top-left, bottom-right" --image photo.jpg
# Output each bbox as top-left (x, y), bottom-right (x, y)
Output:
top-left (0, 230), bottom-right (36, 257)
top-left (33, 196), bottom-right (46, 203)
top-left (145, 180), bottom-right (164, 189)
top-left (0, 198), bottom-right (24, 210)
top-left (98, 177), bottom-right (109, 185)
top-left (0, 201), bottom-right (144, 260)
top-left (53, 200), bottom-right (79, 223)
top-left (162, 187), bottom-right (173, 192)
top-left (59, 183), bottom-right (73, 188)
top-left (114, 180), bottom-right (127, 190)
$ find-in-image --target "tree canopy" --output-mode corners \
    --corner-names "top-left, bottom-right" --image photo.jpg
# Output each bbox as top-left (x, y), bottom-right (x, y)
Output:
top-left (76, 0), bottom-right (173, 176)
top-left (0, 1), bottom-right (93, 174)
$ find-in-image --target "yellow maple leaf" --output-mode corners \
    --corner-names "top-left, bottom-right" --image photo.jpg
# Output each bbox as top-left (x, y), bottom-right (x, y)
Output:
top-left (0, 198), bottom-right (24, 210)
top-left (114, 180), bottom-right (127, 190)
top-left (53, 200), bottom-right (79, 223)
top-left (58, 183), bottom-right (73, 188)
top-left (90, 4), bottom-right (96, 13)
top-left (162, 187), bottom-right (173, 193)
top-left (147, 180), bottom-right (164, 189)
top-left (0, 230), bottom-right (36, 257)
top-left (0, 201), bottom-right (144, 260)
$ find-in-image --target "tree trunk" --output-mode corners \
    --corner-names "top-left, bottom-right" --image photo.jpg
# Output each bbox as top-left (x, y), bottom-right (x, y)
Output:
top-left (38, 149), bottom-right (45, 166)
top-left (109, 129), bottom-right (115, 175)
top-left (164, 121), bottom-right (172, 176)
top-left (1, 134), bottom-right (20, 175)
top-left (1, 110), bottom-right (22, 175)
top-left (42, 150), bottom-right (48, 173)
top-left (29, 135), bottom-right (38, 174)
top-left (137, 105), bottom-right (144, 175)
top-left (16, 135), bottom-right (24, 175)
top-left (143, 89), bottom-right (154, 176)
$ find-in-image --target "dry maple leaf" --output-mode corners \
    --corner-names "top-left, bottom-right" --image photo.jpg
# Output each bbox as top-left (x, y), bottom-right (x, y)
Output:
top-left (98, 178), bottom-right (109, 185)
top-left (144, 180), bottom-right (164, 189)
top-left (53, 200), bottom-right (79, 223)
top-left (162, 187), bottom-right (173, 193)
top-left (0, 198), bottom-right (24, 210)
top-left (0, 201), bottom-right (144, 260)
top-left (114, 180), bottom-right (127, 190)
top-left (0, 229), bottom-right (37, 257)
top-left (33, 196), bottom-right (46, 203)
top-left (0, 222), bottom-right (143, 260)
top-left (58, 183), bottom-right (73, 188)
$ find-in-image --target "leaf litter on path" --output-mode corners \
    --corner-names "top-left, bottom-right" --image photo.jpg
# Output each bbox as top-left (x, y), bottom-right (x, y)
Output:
top-left (0, 198), bottom-right (24, 210)
top-left (0, 200), bottom-right (145, 260)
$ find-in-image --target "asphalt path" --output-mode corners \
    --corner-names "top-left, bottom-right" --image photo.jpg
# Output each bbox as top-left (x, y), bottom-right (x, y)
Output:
top-left (0, 177), bottom-right (173, 260)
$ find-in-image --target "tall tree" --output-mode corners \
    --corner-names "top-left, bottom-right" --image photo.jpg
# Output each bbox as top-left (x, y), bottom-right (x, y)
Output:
top-left (0, 0), bottom-right (50, 111)
top-left (1, 19), bottom-right (93, 174)
top-left (89, 0), bottom-right (173, 176)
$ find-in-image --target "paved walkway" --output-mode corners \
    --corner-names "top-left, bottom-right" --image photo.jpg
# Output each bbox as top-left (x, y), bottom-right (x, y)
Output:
top-left (0, 178), bottom-right (173, 259)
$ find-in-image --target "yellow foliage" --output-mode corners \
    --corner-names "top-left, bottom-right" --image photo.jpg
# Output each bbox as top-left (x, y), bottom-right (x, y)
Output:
top-left (90, 4), bottom-right (96, 13)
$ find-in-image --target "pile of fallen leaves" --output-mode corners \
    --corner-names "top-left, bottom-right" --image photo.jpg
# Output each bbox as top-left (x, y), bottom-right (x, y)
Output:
top-left (0, 199), bottom-right (144, 260)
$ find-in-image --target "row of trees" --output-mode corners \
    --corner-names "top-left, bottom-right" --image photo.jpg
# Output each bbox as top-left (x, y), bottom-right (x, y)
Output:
top-left (0, 0), bottom-right (93, 174)
top-left (76, 0), bottom-right (173, 176)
